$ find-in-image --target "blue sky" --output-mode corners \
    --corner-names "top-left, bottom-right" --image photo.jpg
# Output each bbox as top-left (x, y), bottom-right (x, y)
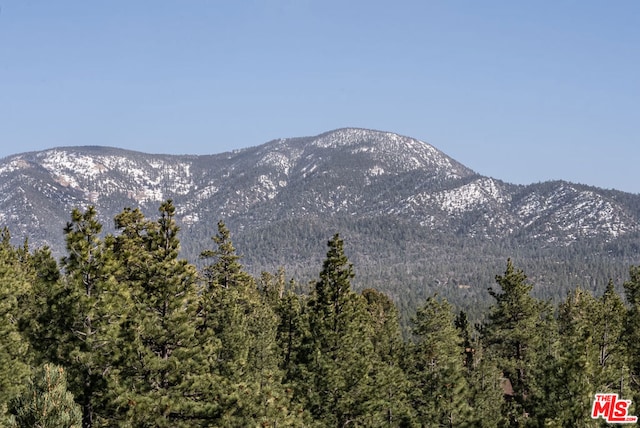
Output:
top-left (1, 1), bottom-right (638, 193)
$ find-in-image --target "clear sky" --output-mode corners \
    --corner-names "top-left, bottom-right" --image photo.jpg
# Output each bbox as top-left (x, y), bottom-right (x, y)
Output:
top-left (1, 1), bottom-right (638, 193)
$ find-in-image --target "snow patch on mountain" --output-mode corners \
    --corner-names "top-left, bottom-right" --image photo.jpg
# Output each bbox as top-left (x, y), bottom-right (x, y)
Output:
top-left (412, 178), bottom-right (508, 214)
top-left (368, 166), bottom-right (385, 176)
top-left (0, 157), bottom-right (32, 175)
top-left (36, 149), bottom-right (196, 203)
top-left (514, 184), bottom-right (636, 241)
top-left (313, 128), bottom-right (376, 148)
top-left (256, 151), bottom-right (293, 175)
top-left (303, 128), bottom-right (473, 180)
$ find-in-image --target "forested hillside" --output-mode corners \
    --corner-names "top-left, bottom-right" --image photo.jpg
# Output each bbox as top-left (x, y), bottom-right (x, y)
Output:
top-left (1, 201), bottom-right (639, 426)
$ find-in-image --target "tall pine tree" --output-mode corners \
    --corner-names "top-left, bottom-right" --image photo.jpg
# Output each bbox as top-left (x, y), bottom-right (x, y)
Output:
top-left (362, 288), bottom-right (413, 426)
top-left (408, 295), bottom-right (471, 427)
top-left (113, 201), bottom-right (208, 426)
top-left (0, 229), bottom-right (32, 418)
top-left (624, 266), bottom-right (640, 410)
top-left (53, 206), bottom-right (127, 428)
top-left (198, 220), bottom-right (302, 426)
top-left (295, 233), bottom-right (383, 426)
top-left (481, 259), bottom-right (551, 426)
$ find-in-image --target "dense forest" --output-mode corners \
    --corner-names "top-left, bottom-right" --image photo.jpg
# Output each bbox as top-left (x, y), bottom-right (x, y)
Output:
top-left (1, 200), bottom-right (640, 427)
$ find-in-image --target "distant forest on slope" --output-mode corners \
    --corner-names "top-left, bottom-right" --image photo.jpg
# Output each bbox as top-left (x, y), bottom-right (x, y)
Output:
top-left (225, 213), bottom-right (640, 325)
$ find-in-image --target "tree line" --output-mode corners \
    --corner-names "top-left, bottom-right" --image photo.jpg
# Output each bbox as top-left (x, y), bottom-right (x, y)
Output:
top-left (1, 199), bottom-right (640, 427)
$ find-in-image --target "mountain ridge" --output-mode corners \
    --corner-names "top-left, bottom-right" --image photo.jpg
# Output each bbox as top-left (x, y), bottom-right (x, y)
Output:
top-left (2, 127), bottom-right (637, 244)
top-left (1, 128), bottom-right (639, 314)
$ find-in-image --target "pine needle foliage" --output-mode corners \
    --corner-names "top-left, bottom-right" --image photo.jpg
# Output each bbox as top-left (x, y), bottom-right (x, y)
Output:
top-left (8, 364), bottom-right (82, 428)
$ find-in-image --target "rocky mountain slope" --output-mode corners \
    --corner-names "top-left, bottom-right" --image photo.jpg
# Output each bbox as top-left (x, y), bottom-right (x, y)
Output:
top-left (2, 128), bottom-right (639, 313)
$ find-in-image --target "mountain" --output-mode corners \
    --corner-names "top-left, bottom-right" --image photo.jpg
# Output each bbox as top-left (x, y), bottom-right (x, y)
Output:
top-left (2, 128), bottom-right (639, 317)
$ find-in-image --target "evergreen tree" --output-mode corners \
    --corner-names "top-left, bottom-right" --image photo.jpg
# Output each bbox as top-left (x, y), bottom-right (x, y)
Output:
top-left (550, 288), bottom-right (598, 426)
top-left (480, 259), bottom-right (551, 426)
top-left (465, 338), bottom-right (507, 427)
top-left (200, 220), bottom-right (252, 290)
top-left (11, 197), bottom-right (640, 426)
top-left (258, 267), bottom-right (287, 309)
top-left (198, 220), bottom-right (302, 426)
top-left (455, 310), bottom-right (506, 427)
top-left (0, 229), bottom-right (32, 417)
top-left (362, 288), bottom-right (414, 426)
top-left (199, 220), bottom-right (256, 379)
top-left (595, 281), bottom-right (628, 395)
top-left (295, 233), bottom-right (382, 426)
top-left (8, 364), bottom-right (82, 428)
top-left (274, 281), bottom-right (307, 380)
top-left (18, 245), bottom-right (62, 365)
top-left (113, 201), bottom-right (209, 426)
top-left (408, 295), bottom-right (471, 427)
top-left (14, 244), bottom-right (69, 425)
top-left (623, 266), bottom-right (640, 409)
top-left (48, 206), bottom-right (127, 428)
top-left (543, 283), bottom-right (628, 426)
top-left (455, 311), bottom-right (473, 372)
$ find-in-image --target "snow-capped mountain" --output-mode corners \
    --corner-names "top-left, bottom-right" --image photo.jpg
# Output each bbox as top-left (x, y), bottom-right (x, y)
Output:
top-left (1, 128), bottom-right (639, 306)
top-left (0, 128), bottom-right (476, 239)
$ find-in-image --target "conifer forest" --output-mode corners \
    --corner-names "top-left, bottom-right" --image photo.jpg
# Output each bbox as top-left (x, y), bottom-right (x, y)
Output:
top-left (2, 200), bottom-right (640, 427)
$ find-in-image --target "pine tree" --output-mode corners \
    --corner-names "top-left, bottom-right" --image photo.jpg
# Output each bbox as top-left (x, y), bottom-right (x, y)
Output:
top-left (408, 295), bottom-right (472, 427)
top-left (454, 310), bottom-right (506, 427)
top-left (540, 282), bottom-right (629, 426)
top-left (49, 206), bottom-right (127, 428)
top-left (0, 228), bottom-right (32, 417)
top-left (8, 364), bottom-right (82, 428)
top-left (595, 281), bottom-right (628, 394)
top-left (274, 280), bottom-right (307, 380)
top-left (259, 267), bottom-right (287, 309)
top-left (200, 220), bottom-right (252, 290)
top-left (113, 201), bottom-right (208, 426)
top-left (19, 245), bottom-right (62, 362)
top-left (623, 266), bottom-right (640, 409)
top-left (295, 233), bottom-right (381, 426)
top-left (362, 288), bottom-right (413, 426)
top-left (198, 220), bottom-right (302, 426)
top-left (464, 339), bottom-right (506, 427)
top-left (199, 220), bottom-right (256, 380)
top-left (550, 288), bottom-right (598, 425)
top-left (480, 259), bottom-right (552, 426)
top-left (15, 244), bottom-right (65, 426)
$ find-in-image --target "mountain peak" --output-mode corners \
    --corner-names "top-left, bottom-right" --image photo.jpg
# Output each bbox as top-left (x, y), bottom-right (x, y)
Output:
top-left (311, 128), bottom-right (397, 147)
top-left (306, 128), bottom-right (476, 179)
top-left (0, 128), bottom-right (637, 255)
